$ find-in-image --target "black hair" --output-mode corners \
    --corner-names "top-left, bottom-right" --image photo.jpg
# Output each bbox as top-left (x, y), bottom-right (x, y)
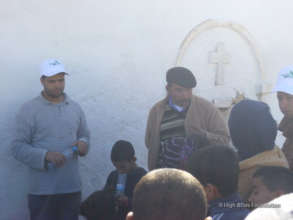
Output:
top-left (187, 145), bottom-right (239, 197)
top-left (132, 168), bottom-right (207, 220)
top-left (253, 166), bottom-right (293, 193)
top-left (111, 140), bottom-right (135, 162)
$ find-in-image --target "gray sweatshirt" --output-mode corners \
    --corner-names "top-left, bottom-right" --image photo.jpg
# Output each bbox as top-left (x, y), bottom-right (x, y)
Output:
top-left (12, 93), bottom-right (90, 195)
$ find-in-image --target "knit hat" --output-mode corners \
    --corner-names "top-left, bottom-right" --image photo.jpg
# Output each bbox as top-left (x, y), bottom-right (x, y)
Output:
top-left (166, 67), bottom-right (197, 88)
top-left (274, 65), bottom-right (293, 95)
top-left (245, 193), bottom-right (293, 220)
top-left (228, 99), bottom-right (277, 161)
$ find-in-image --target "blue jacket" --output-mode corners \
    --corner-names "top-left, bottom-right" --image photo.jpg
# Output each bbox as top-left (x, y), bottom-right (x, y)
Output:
top-left (208, 193), bottom-right (250, 220)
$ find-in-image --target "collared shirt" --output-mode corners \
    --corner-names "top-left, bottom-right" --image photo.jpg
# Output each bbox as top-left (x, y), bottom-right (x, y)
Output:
top-left (168, 97), bottom-right (186, 112)
top-left (12, 93), bottom-right (90, 195)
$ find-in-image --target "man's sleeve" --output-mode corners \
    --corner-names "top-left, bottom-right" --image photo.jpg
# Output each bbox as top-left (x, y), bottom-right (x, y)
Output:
top-left (145, 108), bottom-right (154, 149)
top-left (205, 108), bottom-right (230, 145)
top-left (77, 107), bottom-right (90, 151)
top-left (11, 106), bottom-right (47, 170)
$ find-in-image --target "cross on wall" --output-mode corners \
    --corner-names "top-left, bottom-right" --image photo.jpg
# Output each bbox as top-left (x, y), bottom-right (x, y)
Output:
top-left (209, 42), bottom-right (230, 86)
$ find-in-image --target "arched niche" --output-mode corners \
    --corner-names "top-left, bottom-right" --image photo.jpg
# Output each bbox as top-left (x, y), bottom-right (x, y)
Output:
top-left (175, 19), bottom-right (271, 119)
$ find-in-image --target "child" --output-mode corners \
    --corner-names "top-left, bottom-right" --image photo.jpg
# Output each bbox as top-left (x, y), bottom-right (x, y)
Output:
top-left (249, 166), bottom-right (293, 206)
top-left (187, 145), bottom-right (250, 220)
top-left (126, 168), bottom-right (209, 220)
top-left (228, 99), bottom-right (289, 200)
top-left (80, 140), bottom-right (147, 220)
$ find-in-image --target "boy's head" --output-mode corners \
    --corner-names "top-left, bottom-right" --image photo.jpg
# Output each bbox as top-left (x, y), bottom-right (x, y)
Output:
top-left (249, 166), bottom-right (293, 205)
top-left (187, 145), bottom-right (239, 202)
top-left (111, 140), bottom-right (136, 173)
top-left (127, 168), bottom-right (209, 220)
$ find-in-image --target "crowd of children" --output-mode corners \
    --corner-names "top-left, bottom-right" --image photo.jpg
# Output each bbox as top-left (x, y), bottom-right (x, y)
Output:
top-left (79, 99), bottom-right (293, 220)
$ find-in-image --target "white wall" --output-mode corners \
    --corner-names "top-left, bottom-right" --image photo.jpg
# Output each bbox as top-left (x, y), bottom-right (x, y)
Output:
top-left (1, 0), bottom-right (293, 219)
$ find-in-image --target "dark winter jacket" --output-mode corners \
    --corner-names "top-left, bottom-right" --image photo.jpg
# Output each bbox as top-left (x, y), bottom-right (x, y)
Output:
top-left (80, 166), bottom-right (146, 220)
top-left (104, 166), bottom-right (147, 200)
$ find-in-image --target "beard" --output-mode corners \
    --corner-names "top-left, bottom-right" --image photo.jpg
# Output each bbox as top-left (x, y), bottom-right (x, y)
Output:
top-left (43, 88), bottom-right (64, 99)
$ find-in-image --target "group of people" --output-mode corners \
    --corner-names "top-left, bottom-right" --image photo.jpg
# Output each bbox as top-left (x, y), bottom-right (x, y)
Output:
top-left (11, 59), bottom-right (293, 220)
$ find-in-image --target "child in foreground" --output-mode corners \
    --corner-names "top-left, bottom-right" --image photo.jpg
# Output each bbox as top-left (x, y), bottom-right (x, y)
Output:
top-left (80, 140), bottom-right (147, 220)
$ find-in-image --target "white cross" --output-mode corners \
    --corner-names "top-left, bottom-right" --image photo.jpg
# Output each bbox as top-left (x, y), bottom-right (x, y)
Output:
top-left (209, 42), bottom-right (230, 86)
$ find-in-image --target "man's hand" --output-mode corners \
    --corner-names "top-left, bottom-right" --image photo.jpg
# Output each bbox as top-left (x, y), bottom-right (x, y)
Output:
top-left (188, 132), bottom-right (209, 149)
top-left (74, 141), bottom-right (88, 156)
top-left (45, 152), bottom-right (66, 167)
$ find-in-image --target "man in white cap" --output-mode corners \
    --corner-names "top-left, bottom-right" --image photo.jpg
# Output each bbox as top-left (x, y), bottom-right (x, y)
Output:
top-left (12, 59), bottom-right (90, 220)
top-left (275, 66), bottom-right (293, 170)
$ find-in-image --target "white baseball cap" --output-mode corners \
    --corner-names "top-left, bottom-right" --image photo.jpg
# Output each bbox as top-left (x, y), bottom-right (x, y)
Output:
top-left (40, 58), bottom-right (67, 77)
top-left (274, 65), bottom-right (293, 95)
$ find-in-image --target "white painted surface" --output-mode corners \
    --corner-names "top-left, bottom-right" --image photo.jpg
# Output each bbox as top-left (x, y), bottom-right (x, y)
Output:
top-left (1, 0), bottom-right (293, 219)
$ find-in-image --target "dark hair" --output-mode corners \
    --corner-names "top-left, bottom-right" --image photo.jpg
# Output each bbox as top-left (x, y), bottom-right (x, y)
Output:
top-left (111, 140), bottom-right (135, 162)
top-left (132, 168), bottom-right (207, 220)
top-left (187, 145), bottom-right (239, 197)
top-left (228, 99), bottom-right (277, 161)
top-left (253, 166), bottom-right (293, 193)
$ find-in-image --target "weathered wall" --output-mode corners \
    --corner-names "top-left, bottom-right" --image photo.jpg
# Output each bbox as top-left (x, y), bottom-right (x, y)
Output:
top-left (1, 0), bottom-right (293, 219)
